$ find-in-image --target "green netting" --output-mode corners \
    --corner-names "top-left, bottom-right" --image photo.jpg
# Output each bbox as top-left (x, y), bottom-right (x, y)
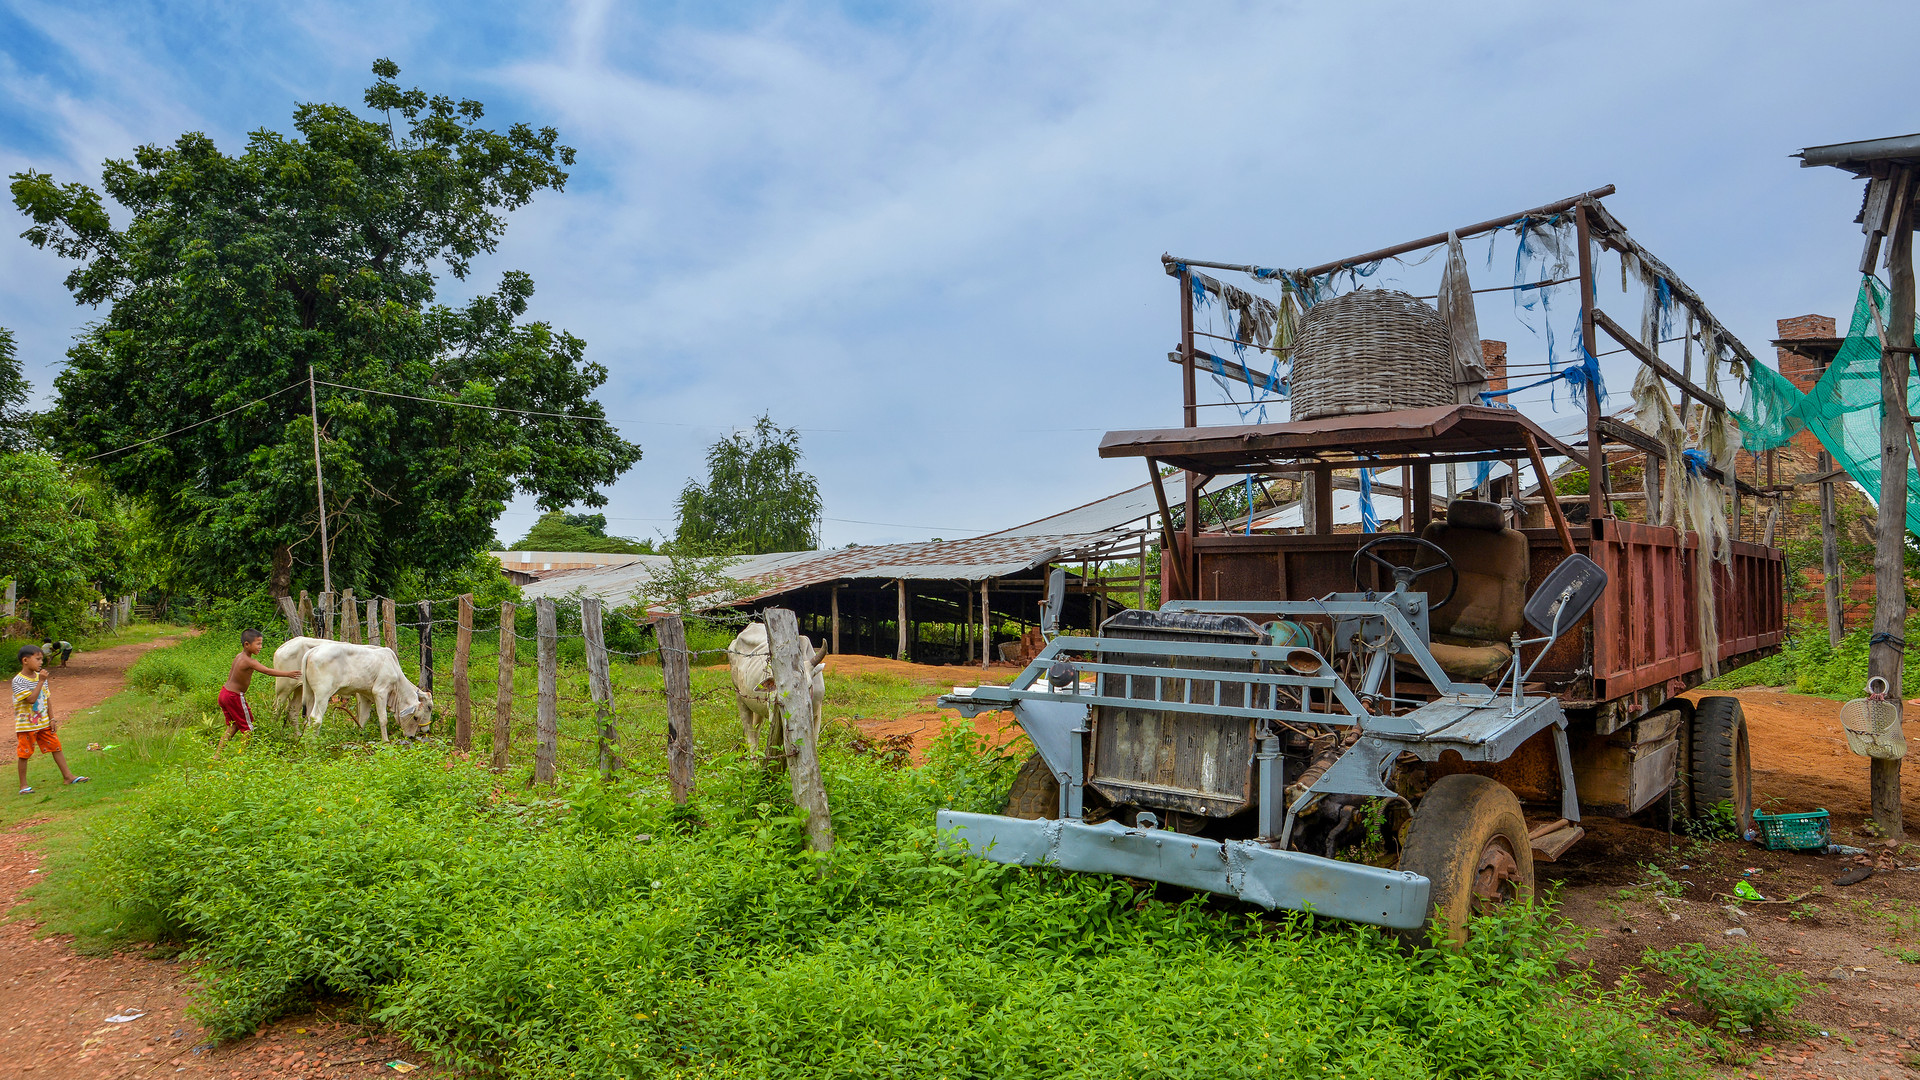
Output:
top-left (1739, 276), bottom-right (1920, 537)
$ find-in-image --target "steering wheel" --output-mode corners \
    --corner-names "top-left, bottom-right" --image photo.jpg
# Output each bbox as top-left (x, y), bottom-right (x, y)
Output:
top-left (1351, 536), bottom-right (1459, 609)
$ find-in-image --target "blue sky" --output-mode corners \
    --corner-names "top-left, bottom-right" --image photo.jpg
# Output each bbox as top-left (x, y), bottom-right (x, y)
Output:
top-left (2, 1), bottom-right (1913, 547)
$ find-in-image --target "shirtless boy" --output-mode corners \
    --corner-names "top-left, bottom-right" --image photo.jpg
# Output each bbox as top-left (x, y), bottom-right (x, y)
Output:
top-left (218, 629), bottom-right (300, 753)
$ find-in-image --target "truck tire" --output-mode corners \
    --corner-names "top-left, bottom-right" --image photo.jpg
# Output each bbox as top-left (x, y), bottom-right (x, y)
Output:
top-left (1397, 775), bottom-right (1533, 947)
top-left (1689, 696), bottom-right (1752, 835)
top-left (1004, 752), bottom-right (1059, 819)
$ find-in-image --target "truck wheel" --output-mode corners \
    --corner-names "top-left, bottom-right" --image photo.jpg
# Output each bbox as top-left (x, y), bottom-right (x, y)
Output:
top-left (1004, 752), bottom-right (1060, 819)
top-left (1397, 775), bottom-right (1533, 946)
top-left (1689, 696), bottom-right (1752, 835)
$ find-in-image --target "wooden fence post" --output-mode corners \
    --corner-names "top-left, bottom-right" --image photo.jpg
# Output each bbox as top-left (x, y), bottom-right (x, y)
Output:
top-left (453, 593), bottom-right (473, 752)
top-left (341, 589), bottom-right (359, 644)
top-left (298, 590), bottom-right (312, 638)
top-left (766, 608), bottom-right (833, 851)
top-left (382, 598), bottom-right (398, 656)
top-left (656, 615), bottom-right (695, 804)
top-left (365, 598), bottom-right (378, 648)
top-left (535, 596), bottom-right (558, 785)
top-left (494, 601), bottom-right (515, 773)
top-left (417, 600), bottom-right (434, 732)
top-left (318, 590), bottom-right (334, 639)
top-left (581, 598), bottom-right (622, 780)
top-left (278, 596), bottom-right (301, 639)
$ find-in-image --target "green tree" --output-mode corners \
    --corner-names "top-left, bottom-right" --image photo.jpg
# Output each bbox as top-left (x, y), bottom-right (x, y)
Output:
top-left (0, 328), bottom-right (31, 451)
top-left (508, 510), bottom-right (653, 554)
top-left (674, 414), bottom-right (821, 555)
top-left (9, 60), bottom-right (641, 600)
top-left (0, 452), bottom-right (131, 639)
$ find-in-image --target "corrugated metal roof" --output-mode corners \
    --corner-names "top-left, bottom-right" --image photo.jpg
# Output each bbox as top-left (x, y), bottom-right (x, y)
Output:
top-left (988, 473), bottom-right (1232, 538)
top-left (519, 533), bottom-right (1106, 609)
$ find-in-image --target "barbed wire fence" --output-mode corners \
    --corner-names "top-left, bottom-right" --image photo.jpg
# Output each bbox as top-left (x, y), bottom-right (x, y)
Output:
top-left (275, 589), bottom-right (751, 803)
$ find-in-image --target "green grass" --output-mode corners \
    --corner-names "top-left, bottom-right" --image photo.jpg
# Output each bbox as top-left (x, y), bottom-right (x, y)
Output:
top-left (12, 632), bottom-right (1722, 1079)
top-left (1707, 615), bottom-right (1920, 698)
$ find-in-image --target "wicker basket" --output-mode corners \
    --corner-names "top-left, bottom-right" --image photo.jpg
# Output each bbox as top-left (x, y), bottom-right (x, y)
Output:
top-left (1290, 289), bottom-right (1453, 421)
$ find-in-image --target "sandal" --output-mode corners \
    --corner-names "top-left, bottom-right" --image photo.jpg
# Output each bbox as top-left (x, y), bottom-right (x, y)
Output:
top-left (18, 787), bottom-right (32, 795)
top-left (66, 776), bottom-right (89, 785)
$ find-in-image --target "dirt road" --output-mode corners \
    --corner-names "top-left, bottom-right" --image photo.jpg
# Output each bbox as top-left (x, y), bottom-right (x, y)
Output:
top-left (0, 634), bottom-right (438, 1079)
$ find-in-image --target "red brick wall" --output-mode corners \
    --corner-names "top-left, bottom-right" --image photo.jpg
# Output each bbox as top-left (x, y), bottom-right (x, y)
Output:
top-left (1775, 314), bottom-right (1836, 458)
top-left (1482, 339), bottom-right (1508, 393)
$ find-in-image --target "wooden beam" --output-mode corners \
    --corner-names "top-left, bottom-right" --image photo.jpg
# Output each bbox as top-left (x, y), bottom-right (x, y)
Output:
top-left (1592, 308), bottom-right (1728, 412)
top-left (1595, 416), bottom-right (1666, 460)
top-left (1526, 433), bottom-right (1578, 556)
top-left (1282, 185), bottom-right (1616, 281)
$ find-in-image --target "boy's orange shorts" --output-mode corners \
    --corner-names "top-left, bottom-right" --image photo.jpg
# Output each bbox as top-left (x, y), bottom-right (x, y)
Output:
top-left (16, 729), bottom-right (60, 759)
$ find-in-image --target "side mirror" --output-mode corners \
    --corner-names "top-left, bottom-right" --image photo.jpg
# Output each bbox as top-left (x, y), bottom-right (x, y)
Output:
top-left (1039, 567), bottom-right (1067, 638)
top-left (1523, 553), bottom-right (1608, 639)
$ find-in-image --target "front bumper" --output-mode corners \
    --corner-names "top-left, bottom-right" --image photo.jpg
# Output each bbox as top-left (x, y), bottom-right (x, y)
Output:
top-left (937, 810), bottom-right (1431, 930)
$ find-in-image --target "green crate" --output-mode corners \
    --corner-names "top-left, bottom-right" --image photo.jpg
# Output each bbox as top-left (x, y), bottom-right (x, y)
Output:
top-left (1752, 808), bottom-right (1830, 851)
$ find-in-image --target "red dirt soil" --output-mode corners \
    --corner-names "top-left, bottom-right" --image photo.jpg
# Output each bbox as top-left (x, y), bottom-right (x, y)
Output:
top-left (1, 635), bottom-right (444, 1079)
top-left (1686, 688), bottom-right (1920, 831)
top-left (2, 646), bottom-right (1915, 1079)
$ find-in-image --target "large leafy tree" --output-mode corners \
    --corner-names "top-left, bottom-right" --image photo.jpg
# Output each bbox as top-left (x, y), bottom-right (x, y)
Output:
top-left (10, 60), bottom-right (641, 598)
top-left (0, 452), bottom-right (133, 639)
top-left (508, 510), bottom-right (653, 554)
top-left (674, 414), bottom-right (821, 554)
top-left (0, 327), bottom-right (30, 451)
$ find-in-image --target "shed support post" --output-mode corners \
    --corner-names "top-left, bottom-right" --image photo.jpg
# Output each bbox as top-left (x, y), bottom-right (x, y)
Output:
top-left (981, 580), bottom-right (991, 669)
top-left (830, 586), bottom-right (840, 655)
top-left (896, 579), bottom-right (908, 661)
top-left (1870, 213), bottom-right (1912, 841)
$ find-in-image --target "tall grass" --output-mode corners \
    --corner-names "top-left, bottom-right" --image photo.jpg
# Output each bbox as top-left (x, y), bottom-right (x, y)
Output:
top-left (80, 731), bottom-right (1706, 1080)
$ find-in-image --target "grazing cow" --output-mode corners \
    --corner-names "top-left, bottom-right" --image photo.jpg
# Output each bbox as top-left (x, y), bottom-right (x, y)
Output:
top-left (270, 636), bottom-right (329, 724)
top-left (726, 622), bottom-right (826, 757)
top-left (299, 641), bottom-right (433, 741)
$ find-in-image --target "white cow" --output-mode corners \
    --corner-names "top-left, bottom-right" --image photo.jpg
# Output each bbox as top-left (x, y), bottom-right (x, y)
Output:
top-left (726, 623), bottom-right (826, 757)
top-left (271, 636), bottom-right (328, 725)
top-left (300, 641), bottom-right (434, 741)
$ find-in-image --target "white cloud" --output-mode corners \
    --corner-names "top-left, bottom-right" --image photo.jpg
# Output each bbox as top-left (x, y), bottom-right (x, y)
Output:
top-left (2, 0), bottom-right (1914, 546)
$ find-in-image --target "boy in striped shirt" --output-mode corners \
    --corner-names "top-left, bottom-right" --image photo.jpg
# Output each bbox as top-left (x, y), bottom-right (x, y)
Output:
top-left (15, 644), bottom-right (85, 794)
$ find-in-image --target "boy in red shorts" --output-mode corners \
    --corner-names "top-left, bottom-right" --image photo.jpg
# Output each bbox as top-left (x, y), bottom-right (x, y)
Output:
top-left (15, 644), bottom-right (84, 794)
top-left (218, 629), bottom-right (301, 754)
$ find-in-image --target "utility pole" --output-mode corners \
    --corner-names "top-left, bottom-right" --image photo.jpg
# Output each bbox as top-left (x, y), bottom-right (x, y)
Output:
top-left (308, 364), bottom-right (333, 597)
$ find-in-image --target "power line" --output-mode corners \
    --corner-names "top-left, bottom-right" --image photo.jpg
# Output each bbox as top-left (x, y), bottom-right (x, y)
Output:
top-left (81, 380), bottom-right (308, 461)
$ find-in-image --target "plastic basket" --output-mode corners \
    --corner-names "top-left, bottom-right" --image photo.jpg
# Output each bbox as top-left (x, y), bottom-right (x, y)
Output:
top-left (1839, 678), bottom-right (1907, 759)
top-left (1751, 808), bottom-right (1830, 851)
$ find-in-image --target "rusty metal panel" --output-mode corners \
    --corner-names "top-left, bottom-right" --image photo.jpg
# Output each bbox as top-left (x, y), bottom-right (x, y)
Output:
top-left (1090, 612), bottom-right (1262, 816)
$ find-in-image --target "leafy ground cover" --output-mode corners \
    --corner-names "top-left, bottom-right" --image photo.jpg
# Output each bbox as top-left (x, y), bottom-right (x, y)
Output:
top-left (17, 631), bottom-right (1774, 1080)
top-left (1707, 615), bottom-right (1920, 698)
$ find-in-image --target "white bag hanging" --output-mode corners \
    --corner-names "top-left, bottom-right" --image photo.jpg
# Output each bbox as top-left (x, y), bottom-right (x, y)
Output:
top-left (1839, 677), bottom-right (1907, 760)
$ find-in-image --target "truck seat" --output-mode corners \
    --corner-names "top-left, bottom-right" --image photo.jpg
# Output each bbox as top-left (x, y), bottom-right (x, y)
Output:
top-left (1395, 499), bottom-right (1529, 683)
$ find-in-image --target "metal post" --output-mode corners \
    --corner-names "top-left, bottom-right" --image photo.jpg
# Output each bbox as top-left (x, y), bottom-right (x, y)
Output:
top-left (307, 365), bottom-right (332, 598)
top-left (1574, 203), bottom-right (1604, 523)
